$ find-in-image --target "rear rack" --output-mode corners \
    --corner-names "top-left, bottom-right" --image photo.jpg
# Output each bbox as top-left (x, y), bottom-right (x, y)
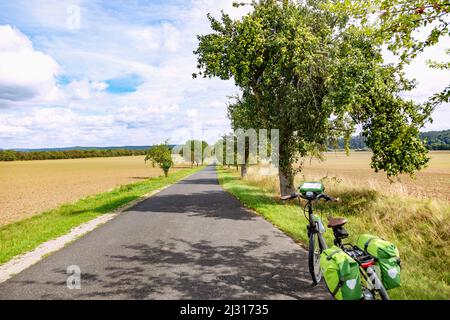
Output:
top-left (342, 245), bottom-right (375, 268)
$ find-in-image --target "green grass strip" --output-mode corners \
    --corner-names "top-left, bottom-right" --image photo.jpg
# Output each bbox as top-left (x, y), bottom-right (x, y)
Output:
top-left (0, 166), bottom-right (203, 265)
top-left (216, 166), bottom-right (450, 300)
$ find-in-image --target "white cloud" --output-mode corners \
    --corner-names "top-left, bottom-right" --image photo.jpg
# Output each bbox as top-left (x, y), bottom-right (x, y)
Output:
top-left (65, 79), bottom-right (108, 100)
top-left (382, 29), bottom-right (450, 131)
top-left (128, 23), bottom-right (181, 53)
top-left (0, 25), bottom-right (60, 104)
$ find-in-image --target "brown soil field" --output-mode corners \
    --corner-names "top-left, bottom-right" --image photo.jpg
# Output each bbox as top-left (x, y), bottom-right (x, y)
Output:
top-left (0, 156), bottom-right (189, 226)
top-left (299, 151), bottom-right (450, 201)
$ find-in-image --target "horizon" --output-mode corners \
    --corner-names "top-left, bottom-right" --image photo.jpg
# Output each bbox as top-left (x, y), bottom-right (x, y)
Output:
top-left (2, 128), bottom-right (449, 151)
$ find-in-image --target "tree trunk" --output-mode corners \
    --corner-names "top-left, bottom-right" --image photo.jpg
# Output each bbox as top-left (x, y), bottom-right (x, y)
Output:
top-left (279, 163), bottom-right (295, 196)
top-left (163, 169), bottom-right (169, 177)
top-left (240, 164), bottom-right (247, 177)
top-left (240, 137), bottom-right (250, 178)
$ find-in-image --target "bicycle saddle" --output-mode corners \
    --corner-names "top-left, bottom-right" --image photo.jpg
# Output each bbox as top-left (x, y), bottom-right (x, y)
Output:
top-left (327, 217), bottom-right (347, 228)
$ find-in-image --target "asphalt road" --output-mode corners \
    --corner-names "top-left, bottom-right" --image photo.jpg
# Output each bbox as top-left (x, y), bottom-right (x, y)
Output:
top-left (0, 165), bottom-right (327, 299)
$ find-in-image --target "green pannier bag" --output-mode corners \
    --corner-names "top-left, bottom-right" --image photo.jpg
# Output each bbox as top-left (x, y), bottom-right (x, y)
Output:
top-left (356, 234), bottom-right (401, 290)
top-left (320, 246), bottom-right (362, 300)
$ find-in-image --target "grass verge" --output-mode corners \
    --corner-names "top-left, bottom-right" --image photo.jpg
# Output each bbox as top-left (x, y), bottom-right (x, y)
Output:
top-left (0, 166), bottom-right (203, 265)
top-left (216, 166), bottom-right (450, 300)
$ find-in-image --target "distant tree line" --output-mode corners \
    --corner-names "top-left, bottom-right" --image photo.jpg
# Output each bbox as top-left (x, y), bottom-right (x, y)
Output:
top-left (331, 130), bottom-right (450, 151)
top-left (420, 130), bottom-right (450, 150)
top-left (331, 135), bottom-right (370, 151)
top-left (0, 148), bottom-right (148, 161)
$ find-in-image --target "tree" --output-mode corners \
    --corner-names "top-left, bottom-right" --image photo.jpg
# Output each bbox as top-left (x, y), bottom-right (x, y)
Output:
top-left (214, 134), bottom-right (239, 170)
top-left (0, 150), bottom-right (17, 161)
top-left (194, 0), bottom-right (431, 195)
top-left (145, 142), bottom-right (174, 177)
top-left (328, 0), bottom-right (449, 109)
top-left (180, 140), bottom-right (209, 167)
top-left (227, 91), bottom-right (261, 177)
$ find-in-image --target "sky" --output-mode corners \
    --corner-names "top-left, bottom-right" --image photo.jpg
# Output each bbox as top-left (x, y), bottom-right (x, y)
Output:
top-left (0, 0), bottom-right (448, 149)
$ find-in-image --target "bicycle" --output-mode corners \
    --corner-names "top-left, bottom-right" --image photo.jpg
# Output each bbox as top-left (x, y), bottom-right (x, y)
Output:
top-left (281, 182), bottom-right (389, 300)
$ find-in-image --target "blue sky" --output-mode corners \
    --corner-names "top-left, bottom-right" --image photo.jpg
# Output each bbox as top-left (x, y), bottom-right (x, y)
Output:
top-left (0, 0), bottom-right (448, 149)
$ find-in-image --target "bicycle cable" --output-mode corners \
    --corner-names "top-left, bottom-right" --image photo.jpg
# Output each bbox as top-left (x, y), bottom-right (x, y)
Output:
top-left (303, 201), bottom-right (310, 223)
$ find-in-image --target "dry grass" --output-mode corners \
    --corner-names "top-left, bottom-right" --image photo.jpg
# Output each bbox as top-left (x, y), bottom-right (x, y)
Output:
top-left (0, 156), bottom-right (190, 226)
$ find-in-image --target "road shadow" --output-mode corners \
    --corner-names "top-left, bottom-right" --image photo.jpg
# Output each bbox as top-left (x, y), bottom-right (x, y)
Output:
top-left (177, 178), bottom-right (219, 185)
top-left (127, 190), bottom-right (257, 221)
top-left (22, 237), bottom-right (327, 300)
top-left (125, 171), bottom-right (257, 221)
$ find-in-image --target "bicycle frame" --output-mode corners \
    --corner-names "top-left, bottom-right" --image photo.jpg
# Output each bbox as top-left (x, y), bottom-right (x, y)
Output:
top-left (305, 199), bottom-right (328, 251)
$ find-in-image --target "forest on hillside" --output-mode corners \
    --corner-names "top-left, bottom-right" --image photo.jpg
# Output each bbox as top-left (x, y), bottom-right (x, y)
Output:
top-left (334, 130), bottom-right (450, 151)
top-left (420, 130), bottom-right (450, 150)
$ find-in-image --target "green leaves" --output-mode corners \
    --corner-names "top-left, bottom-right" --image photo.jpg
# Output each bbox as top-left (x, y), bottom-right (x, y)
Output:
top-left (180, 140), bottom-right (209, 166)
top-left (145, 142), bottom-right (174, 177)
top-left (361, 98), bottom-right (430, 178)
top-left (328, 0), bottom-right (450, 108)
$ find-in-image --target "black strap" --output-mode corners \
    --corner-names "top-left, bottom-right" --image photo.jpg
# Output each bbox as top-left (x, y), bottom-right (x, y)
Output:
top-left (364, 237), bottom-right (377, 252)
top-left (326, 249), bottom-right (342, 260)
top-left (331, 279), bottom-right (343, 297)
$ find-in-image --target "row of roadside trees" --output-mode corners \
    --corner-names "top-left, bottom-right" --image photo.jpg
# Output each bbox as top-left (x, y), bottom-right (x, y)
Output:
top-left (145, 140), bottom-right (211, 177)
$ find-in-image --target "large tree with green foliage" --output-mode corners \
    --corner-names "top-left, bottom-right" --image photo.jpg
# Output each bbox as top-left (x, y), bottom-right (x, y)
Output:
top-left (145, 142), bottom-right (174, 177)
top-left (194, 0), bottom-right (432, 195)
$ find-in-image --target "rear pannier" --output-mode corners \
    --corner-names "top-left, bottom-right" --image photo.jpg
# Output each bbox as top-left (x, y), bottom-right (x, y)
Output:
top-left (320, 246), bottom-right (362, 300)
top-left (356, 234), bottom-right (401, 290)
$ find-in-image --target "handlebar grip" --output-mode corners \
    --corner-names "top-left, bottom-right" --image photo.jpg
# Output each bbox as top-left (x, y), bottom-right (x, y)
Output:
top-left (280, 194), bottom-right (298, 201)
top-left (329, 196), bottom-right (340, 202)
top-left (319, 194), bottom-right (340, 202)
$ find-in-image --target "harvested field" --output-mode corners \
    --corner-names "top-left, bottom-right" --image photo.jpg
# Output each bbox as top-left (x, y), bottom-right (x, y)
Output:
top-left (299, 151), bottom-right (450, 201)
top-left (245, 151), bottom-right (450, 201)
top-left (0, 156), bottom-right (189, 226)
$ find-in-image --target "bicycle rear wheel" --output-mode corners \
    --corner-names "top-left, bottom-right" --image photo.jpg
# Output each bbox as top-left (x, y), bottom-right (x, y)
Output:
top-left (308, 231), bottom-right (323, 285)
top-left (374, 277), bottom-right (390, 300)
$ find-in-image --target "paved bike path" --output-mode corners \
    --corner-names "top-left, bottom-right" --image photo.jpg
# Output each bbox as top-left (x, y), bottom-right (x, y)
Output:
top-left (0, 165), bottom-right (327, 299)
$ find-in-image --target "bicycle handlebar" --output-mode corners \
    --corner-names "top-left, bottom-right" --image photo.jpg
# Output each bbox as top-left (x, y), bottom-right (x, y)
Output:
top-left (280, 193), bottom-right (339, 202)
top-left (280, 194), bottom-right (299, 201)
top-left (317, 194), bottom-right (339, 202)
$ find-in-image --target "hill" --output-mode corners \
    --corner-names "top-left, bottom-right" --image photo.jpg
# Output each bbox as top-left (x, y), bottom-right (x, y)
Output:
top-left (420, 130), bottom-right (450, 150)
top-left (332, 129), bottom-right (450, 151)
